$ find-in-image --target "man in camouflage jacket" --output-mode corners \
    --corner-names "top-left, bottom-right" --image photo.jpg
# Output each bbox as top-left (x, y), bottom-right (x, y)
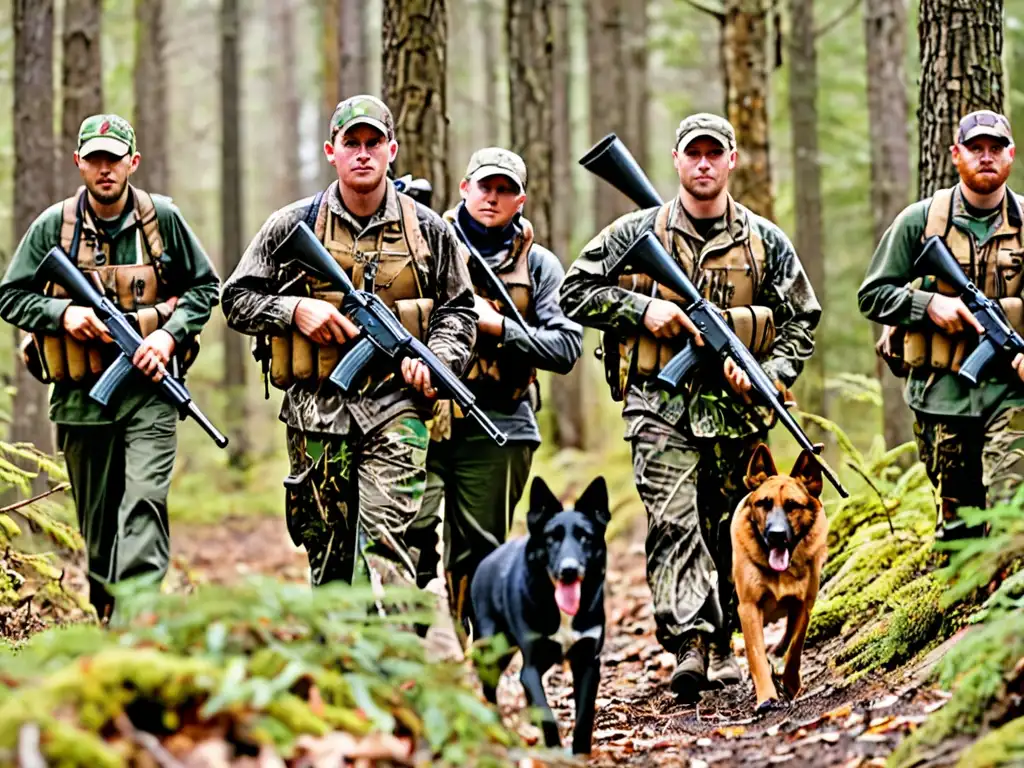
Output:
top-left (859, 110), bottom-right (1024, 541)
top-left (559, 114), bottom-right (820, 701)
top-left (221, 96), bottom-right (476, 588)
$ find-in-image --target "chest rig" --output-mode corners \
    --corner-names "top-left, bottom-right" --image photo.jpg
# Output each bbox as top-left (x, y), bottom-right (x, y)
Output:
top-left (898, 187), bottom-right (1024, 374)
top-left (268, 189), bottom-right (434, 390)
top-left (444, 209), bottom-right (537, 401)
top-left (612, 199), bottom-right (775, 396)
top-left (27, 186), bottom-right (178, 384)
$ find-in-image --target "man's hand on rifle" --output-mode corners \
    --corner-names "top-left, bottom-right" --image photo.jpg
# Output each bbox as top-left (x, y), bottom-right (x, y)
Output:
top-left (63, 305), bottom-right (113, 343)
top-left (643, 298), bottom-right (704, 344)
top-left (133, 329), bottom-right (176, 383)
top-left (473, 295), bottom-right (506, 337)
top-left (723, 356), bottom-right (753, 402)
top-left (401, 358), bottom-right (438, 399)
top-left (1012, 353), bottom-right (1024, 383)
top-left (294, 298), bottom-right (361, 345)
top-left (926, 294), bottom-right (985, 335)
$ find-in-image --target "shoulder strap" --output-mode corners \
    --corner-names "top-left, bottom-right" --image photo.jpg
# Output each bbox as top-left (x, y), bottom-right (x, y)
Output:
top-left (305, 189), bottom-right (325, 232)
top-left (924, 187), bottom-right (955, 240)
top-left (653, 201), bottom-right (673, 251)
top-left (60, 189), bottom-right (87, 263)
top-left (131, 186), bottom-right (164, 261)
top-left (399, 193), bottom-right (432, 267)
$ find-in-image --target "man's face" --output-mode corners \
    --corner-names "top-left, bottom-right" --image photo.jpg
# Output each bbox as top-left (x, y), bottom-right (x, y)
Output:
top-left (74, 150), bottom-right (139, 205)
top-left (952, 136), bottom-right (1015, 195)
top-left (459, 174), bottom-right (526, 228)
top-left (326, 124), bottom-right (397, 194)
top-left (673, 137), bottom-right (736, 201)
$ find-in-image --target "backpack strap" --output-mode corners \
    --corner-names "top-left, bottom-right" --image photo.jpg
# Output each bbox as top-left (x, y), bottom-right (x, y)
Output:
top-left (131, 186), bottom-right (165, 261)
top-left (305, 189), bottom-right (325, 232)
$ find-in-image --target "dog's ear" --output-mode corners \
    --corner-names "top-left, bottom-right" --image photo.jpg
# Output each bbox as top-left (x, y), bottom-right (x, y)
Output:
top-left (527, 477), bottom-right (562, 534)
top-left (575, 476), bottom-right (610, 528)
top-left (745, 443), bottom-right (778, 490)
top-left (791, 450), bottom-right (824, 498)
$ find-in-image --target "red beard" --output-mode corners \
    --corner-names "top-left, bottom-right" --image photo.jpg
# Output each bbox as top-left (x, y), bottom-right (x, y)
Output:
top-left (962, 164), bottom-right (1011, 195)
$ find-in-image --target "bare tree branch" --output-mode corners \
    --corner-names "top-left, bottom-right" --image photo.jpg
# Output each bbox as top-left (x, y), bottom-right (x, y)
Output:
top-left (682, 0), bottom-right (725, 21)
top-left (815, 0), bottom-right (861, 39)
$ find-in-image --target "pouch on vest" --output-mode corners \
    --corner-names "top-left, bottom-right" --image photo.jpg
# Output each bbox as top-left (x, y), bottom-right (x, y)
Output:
top-left (900, 296), bottom-right (1024, 373)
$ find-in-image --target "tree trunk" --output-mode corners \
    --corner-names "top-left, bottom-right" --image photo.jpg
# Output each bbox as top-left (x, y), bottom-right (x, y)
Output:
top-left (918, 0), bottom-right (1004, 197)
top-left (61, 0), bottom-right (103, 196)
top-left (723, 0), bottom-right (774, 219)
top-left (271, 0), bottom-right (301, 205)
top-left (321, 0), bottom-right (341, 187)
top-left (480, 0), bottom-right (500, 144)
top-left (133, 0), bottom-right (168, 192)
top-left (12, 0), bottom-right (57, 487)
top-left (623, 0), bottom-right (648, 169)
top-left (787, 0), bottom-right (825, 429)
top-left (548, 0), bottom-right (585, 450)
top-left (588, 0), bottom-right (629, 227)
top-left (382, 0), bottom-right (450, 203)
top-left (866, 0), bottom-right (913, 449)
top-left (339, 0), bottom-right (370, 97)
top-left (221, 0), bottom-right (248, 468)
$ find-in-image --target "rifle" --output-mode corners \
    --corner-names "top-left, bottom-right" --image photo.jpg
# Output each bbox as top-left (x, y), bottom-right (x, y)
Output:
top-left (580, 134), bottom-right (848, 497)
top-left (35, 247), bottom-right (229, 448)
top-left (273, 221), bottom-right (509, 446)
top-left (916, 235), bottom-right (1024, 385)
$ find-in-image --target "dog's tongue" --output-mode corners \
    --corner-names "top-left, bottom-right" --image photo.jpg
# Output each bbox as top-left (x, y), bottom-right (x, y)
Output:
top-left (555, 580), bottom-right (581, 616)
top-left (769, 547), bottom-right (790, 572)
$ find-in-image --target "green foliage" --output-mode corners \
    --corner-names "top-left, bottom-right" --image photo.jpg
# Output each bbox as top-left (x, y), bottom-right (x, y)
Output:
top-left (0, 578), bottom-right (524, 766)
top-left (0, 441), bottom-right (83, 619)
top-left (889, 495), bottom-right (1024, 768)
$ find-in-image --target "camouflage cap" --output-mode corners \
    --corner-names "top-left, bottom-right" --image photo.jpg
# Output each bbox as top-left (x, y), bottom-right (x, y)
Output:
top-left (329, 95), bottom-right (395, 141)
top-left (675, 113), bottom-right (736, 152)
top-left (464, 147), bottom-right (527, 191)
top-left (77, 114), bottom-right (136, 157)
top-left (957, 110), bottom-right (1014, 147)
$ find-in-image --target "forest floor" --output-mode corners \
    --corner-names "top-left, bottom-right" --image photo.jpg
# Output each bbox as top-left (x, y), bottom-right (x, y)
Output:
top-left (168, 512), bottom-right (961, 768)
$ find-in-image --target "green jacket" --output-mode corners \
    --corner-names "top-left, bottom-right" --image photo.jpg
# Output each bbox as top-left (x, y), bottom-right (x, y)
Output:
top-left (558, 196), bottom-right (820, 440)
top-left (858, 185), bottom-right (1024, 418)
top-left (0, 190), bottom-right (220, 425)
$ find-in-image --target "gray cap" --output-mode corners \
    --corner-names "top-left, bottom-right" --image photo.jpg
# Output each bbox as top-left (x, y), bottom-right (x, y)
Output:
top-left (957, 110), bottom-right (1014, 147)
top-left (675, 113), bottom-right (737, 152)
top-left (464, 147), bottom-right (527, 191)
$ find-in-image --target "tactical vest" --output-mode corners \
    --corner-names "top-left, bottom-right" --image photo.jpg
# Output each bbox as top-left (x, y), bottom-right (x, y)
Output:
top-left (444, 208), bottom-right (537, 402)
top-left (611, 199), bottom-right (776, 396)
top-left (25, 186), bottom-right (180, 384)
top-left (899, 187), bottom-right (1024, 373)
top-left (268, 190), bottom-right (434, 389)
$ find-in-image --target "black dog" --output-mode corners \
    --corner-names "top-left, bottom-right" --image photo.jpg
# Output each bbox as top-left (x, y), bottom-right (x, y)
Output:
top-left (470, 476), bottom-right (609, 754)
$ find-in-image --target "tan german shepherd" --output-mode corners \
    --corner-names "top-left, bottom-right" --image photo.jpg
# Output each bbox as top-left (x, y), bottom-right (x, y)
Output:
top-left (731, 443), bottom-right (828, 711)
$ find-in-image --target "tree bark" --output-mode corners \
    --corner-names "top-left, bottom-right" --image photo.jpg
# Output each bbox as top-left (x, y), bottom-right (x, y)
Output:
top-left (480, 0), bottom-right (501, 144)
top-left (723, 0), bottom-right (774, 219)
top-left (382, 0), bottom-right (450, 203)
top-left (918, 0), bottom-right (1004, 197)
top-left (271, 0), bottom-right (301, 205)
top-left (133, 0), bottom-right (168, 193)
top-left (787, 0), bottom-right (825, 429)
top-left (623, 0), bottom-right (649, 169)
top-left (339, 0), bottom-right (370, 98)
top-left (62, 0), bottom-right (103, 196)
top-left (587, 0), bottom-right (630, 228)
top-left (548, 0), bottom-right (585, 451)
top-left (221, 0), bottom-right (249, 468)
top-left (12, 0), bottom-right (57, 486)
top-left (866, 0), bottom-right (913, 448)
top-left (321, 0), bottom-right (341, 187)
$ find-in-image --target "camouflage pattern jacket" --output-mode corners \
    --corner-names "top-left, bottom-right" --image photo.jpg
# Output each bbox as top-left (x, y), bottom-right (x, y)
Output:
top-left (559, 197), bottom-right (820, 440)
top-left (221, 181), bottom-right (477, 436)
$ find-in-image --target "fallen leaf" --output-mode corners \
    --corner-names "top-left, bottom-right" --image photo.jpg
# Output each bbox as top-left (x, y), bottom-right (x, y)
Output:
top-left (869, 694), bottom-right (900, 710)
top-left (713, 726), bottom-right (747, 739)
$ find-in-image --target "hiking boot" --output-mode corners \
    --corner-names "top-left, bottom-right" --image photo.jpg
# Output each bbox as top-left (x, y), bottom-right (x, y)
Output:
top-left (707, 645), bottom-right (742, 687)
top-left (670, 635), bottom-right (707, 703)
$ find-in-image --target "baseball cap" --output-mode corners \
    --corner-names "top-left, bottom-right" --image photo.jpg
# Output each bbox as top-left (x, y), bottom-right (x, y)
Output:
top-left (675, 113), bottom-right (737, 152)
top-left (464, 147), bottom-right (527, 191)
top-left (329, 95), bottom-right (395, 141)
top-left (957, 110), bottom-right (1013, 147)
top-left (77, 114), bottom-right (136, 157)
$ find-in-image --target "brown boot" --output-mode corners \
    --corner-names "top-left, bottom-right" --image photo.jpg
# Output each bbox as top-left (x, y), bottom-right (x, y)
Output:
top-left (670, 634), bottom-right (708, 703)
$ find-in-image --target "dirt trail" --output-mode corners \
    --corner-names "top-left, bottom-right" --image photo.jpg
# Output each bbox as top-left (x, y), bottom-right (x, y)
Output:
top-left (171, 514), bottom-right (952, 768)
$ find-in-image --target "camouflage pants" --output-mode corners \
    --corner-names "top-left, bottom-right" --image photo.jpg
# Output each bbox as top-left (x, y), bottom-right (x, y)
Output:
top-left (630, 426), bottom-right (762, 653)
top-left (284, 413), bottom-right (430, 587)
top-left (913, 404), bottom-right (1024, 538)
